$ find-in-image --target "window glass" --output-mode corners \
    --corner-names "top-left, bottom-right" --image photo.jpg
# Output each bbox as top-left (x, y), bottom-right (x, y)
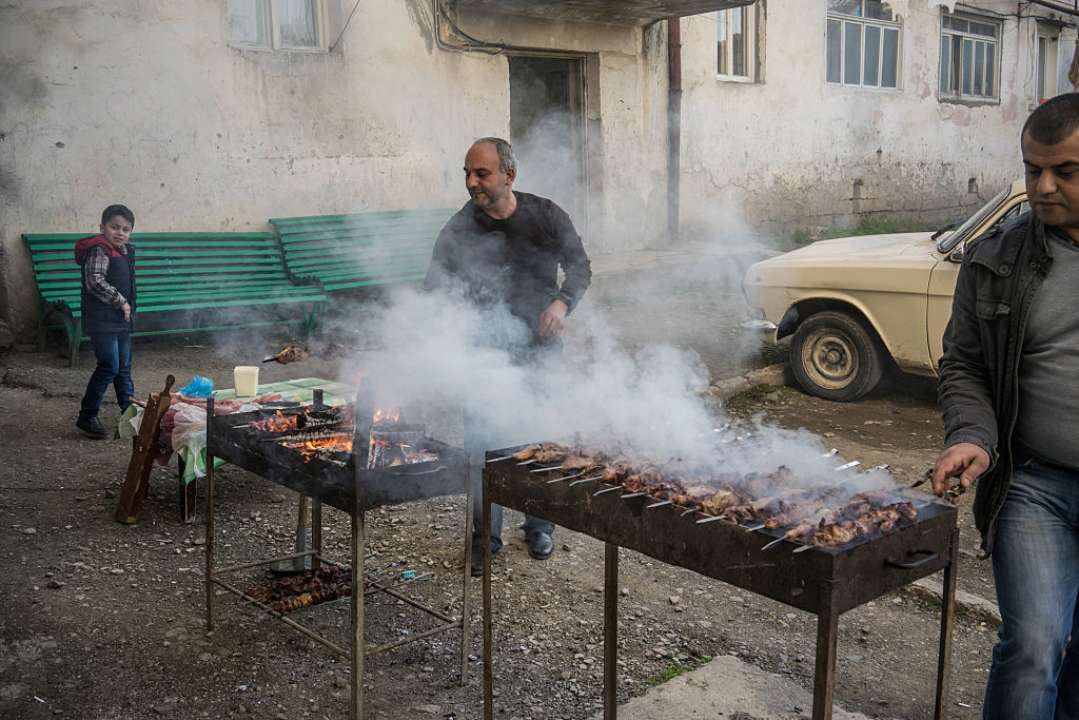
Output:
top-left (939, 34), bottom-right (951, 94)
top-left (961, 38), bottom-right (973, 95)
top-left (974, 41), bottom-right (985, 96)
top-left (276, 0), bottom-right (318, 48)
top-left (864, 1), bottom-right (893, 21)
top-left (881, 28), bottom-right (899, 87)
top-left (844, 22), bottom-right (862, 84)
top-left (829, 0), bottom-right (862, 17)
top-left (864, 25), bottom-right (881, 86)
top-left (717, 11), bottom-right (729, 75)
top-left (969, 21), bottom-right (997, 38)
top-left (827, 19), bottom-right (842, 83)
top-left (731, 8), bottom-right (747, 77)
top-left (985, 44), bottom-right (995, 96)
top-left (229, 0), bottom-right (268, 46)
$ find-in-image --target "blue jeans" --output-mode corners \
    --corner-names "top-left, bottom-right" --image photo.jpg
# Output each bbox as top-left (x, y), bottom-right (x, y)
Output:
top-left (79, 332), bottom-right (134, 420)
top-left (984, 459), bottom-right (1079, 720)
top-left (465, 418), bottom-right (553, 554)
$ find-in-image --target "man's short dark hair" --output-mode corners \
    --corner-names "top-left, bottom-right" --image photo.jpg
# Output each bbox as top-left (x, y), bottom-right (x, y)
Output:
top-left (1022, 93), bottom-right (1079, 145)
top-left (101, 204), bottom-right (135, 227)
top-left (474, 137), bottom-right (517, 174)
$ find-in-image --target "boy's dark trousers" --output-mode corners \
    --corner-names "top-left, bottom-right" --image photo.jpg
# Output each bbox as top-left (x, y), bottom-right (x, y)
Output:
top-left (79, 332), bottom-right (134, 421)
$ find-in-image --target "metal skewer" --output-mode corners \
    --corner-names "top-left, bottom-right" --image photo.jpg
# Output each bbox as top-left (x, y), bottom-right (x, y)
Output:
top-left (793, 544), bottom-right (816, 554)
top-left (570, 474), bottom-right (604, 487)
top-left (546, 471), bottom-right (585, 484)
top-left (517, 459), bottom-right (539, 466)
top-left (486, 454), bottom-right (516, 464)
top-left (530, 465), bottom-right (563, 473)
top-left (834, 460), bottom-right (861, 473)
top-left (680, 508), bottom-right (698, 518)
top-left (761, 536), bottom-right (788, 550)
top-left (593, 485), bottom-right (624, 497)
top-left (645, 500), bottom-right (673, 509)
top-left (743, 523), bottom-right (766, 532)
top-left (620, 492), bottom-right (648, 500)
top-left (695, 516), bottom-right (725, 525)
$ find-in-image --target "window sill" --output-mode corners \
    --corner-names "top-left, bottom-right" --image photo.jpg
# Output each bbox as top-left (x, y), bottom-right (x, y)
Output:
top-left (937, 95), bottom-right (1001, 107)
top-left (716, 75), bottom-right (758, 84)
top-left (826, 82), bottom-right (902, 92)
top-left (229, 43), bottom-right (328, 55)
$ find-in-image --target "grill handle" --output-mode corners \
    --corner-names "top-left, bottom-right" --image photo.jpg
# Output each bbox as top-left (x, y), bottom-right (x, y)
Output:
top-left (885, 550), bottom-right (938, 570)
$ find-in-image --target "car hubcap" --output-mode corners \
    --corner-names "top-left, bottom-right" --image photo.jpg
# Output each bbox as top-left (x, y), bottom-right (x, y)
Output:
top-left (802, 329), bottom-right (858, 390)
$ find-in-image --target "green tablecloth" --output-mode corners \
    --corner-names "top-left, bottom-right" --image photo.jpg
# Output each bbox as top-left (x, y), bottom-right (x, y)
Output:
top-left (121, 377), bottom-right (354, 484)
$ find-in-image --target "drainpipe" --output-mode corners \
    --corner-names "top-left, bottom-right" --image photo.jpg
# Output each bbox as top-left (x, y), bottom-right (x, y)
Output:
top-left (667, 17), bottom-right (682, 244)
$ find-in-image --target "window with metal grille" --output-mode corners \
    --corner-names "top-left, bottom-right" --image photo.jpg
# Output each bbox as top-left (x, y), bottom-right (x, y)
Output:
top-left (717, 6), bottom-right (759, 82)
top-left (229, 0), bottom-right (322, 52)
top-left (939, 12), bottom-right (1000, 101)
top-left (826, 1), bottom-right (901, 89)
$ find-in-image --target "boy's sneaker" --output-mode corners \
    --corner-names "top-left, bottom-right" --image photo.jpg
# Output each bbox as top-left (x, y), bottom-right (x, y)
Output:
top-left (76, 416), bottom-right (108, 439)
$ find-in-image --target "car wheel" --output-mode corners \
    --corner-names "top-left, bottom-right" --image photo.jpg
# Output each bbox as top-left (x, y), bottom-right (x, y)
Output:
top-left (790, 311), bottom-right (884, 402)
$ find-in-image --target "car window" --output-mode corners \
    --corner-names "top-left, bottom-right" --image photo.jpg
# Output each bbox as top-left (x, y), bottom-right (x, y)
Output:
top-left (936, 187), bottom-right (1011, 254)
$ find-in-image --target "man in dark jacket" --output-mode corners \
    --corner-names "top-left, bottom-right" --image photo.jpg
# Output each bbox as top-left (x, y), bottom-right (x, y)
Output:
top-left (424, 137), bottom-right (591, 576)
top-left (74, 205), bottom-right (136, 439)
top-left (933, 94), bottom-right (1079, 719)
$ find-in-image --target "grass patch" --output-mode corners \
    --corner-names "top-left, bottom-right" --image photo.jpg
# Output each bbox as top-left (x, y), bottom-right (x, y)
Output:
top-left (647, 655), bottom-right (713, 686)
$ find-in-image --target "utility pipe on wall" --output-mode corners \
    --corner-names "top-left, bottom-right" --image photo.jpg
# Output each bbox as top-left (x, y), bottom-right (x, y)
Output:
top-left (667, 16), bottom-right (682, 244)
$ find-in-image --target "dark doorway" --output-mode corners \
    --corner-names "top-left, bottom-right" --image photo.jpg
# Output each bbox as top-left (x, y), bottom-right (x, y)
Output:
top-left (508, 56), bottom-right (587, 230)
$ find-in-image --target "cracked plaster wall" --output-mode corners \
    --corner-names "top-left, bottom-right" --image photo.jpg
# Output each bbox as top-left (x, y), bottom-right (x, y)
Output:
top-left (677, 1), bottom-right (1077, 240)
top-left (0, 0), bottom-right (667, 335)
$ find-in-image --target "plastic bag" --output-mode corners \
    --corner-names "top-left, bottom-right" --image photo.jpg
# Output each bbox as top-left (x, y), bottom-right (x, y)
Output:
top-left (178, 375), bottom-right (214, 398)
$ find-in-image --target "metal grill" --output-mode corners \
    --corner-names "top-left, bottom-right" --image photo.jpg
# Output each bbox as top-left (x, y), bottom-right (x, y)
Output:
top-left (481, 444), bottom-right (960, 720)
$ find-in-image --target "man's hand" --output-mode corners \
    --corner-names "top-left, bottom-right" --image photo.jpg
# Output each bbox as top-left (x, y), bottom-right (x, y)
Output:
top-left (931, 443), bottom-right (990, 496)
top-left (122, 302), bottom-right (131, 322)
top-left (538, 299), bottom-right (569, 338)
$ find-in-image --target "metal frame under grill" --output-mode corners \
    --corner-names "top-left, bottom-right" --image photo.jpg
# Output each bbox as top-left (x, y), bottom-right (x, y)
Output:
top-left (481, 445), bottom-right (959, 720)
top-left (204, 385), bottom-right (472, 720)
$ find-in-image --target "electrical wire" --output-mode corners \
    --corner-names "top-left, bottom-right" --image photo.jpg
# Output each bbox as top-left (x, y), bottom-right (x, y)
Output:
top-left (329, 0), bottom-right (364, 52)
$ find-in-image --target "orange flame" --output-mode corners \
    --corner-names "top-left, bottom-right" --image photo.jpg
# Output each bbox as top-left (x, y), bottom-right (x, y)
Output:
top-left (252, 410), bottom-right (298, 433)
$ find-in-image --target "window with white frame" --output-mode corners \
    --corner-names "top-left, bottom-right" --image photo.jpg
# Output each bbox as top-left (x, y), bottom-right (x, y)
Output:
top-left (1037, 24), bottom-right (1060, 103)
top-left (826, 1), bottom-right (901, 89)
top-left (939, 12), bottom-right (1001, 101)
top-left (717, 6), bottom-right (758, 81)
top-left (229, 0), bottom-right (322, 51)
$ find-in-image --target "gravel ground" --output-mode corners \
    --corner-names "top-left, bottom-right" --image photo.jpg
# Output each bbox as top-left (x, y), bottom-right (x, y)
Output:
top-left (0, 263), bottom-right (997, 719)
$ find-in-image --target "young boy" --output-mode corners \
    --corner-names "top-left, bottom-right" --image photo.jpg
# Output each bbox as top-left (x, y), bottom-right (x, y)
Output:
top-left (74, 205), bottom-right (136, 439)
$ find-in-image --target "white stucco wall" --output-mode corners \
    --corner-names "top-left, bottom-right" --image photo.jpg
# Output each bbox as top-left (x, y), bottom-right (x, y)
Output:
top-left (0, 0), bottom-right (668, 335)
top-left (678, 1), bottom-right (1077, 241)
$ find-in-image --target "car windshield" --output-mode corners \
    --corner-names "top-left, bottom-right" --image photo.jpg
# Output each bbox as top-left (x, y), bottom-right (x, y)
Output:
top-left (936, 187), bottom-right (1010, 254)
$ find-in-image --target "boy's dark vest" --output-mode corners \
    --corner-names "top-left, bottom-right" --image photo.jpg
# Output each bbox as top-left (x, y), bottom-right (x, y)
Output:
top-left (75, 236), bottom-right (136, 335)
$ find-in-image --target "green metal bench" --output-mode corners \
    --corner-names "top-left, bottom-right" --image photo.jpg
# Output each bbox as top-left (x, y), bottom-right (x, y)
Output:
top-left (23, 232), bottom-right (328, 366)
top-left (270, 208), bottom-right (454, 293)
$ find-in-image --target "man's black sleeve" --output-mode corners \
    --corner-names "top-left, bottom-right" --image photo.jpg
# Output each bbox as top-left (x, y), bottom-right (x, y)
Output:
top-left (937, 255), bottom-right (999, 460)
top-left (549, 204), bottom-right (591, 312)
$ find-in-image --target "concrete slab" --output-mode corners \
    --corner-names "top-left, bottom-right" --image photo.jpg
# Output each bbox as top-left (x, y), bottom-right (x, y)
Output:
top-left (601, 654), bottom-right (884, 720)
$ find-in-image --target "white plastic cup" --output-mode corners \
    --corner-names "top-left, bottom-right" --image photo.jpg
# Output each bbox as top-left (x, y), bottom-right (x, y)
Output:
top-left (234, 366), bottom-right (260, 397)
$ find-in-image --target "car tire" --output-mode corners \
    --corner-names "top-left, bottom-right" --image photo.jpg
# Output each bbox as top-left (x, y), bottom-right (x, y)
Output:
top-left (790, 311), bottom-right (884, 402)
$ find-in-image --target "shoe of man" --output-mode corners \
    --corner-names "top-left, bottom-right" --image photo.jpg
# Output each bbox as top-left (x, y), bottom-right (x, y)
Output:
top-left (526, 531), bottom-right (554, 561)
top-left (470, 545), bottom-right (500, 577)
top-left (76, 416), bottom-right (108, 439)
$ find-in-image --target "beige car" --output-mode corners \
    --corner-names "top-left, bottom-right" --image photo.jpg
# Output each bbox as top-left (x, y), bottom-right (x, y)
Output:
top-left (743, 180), bottom-right (1028, 401)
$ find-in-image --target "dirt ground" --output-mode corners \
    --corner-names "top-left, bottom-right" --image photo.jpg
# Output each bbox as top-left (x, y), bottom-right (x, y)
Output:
top-left (0, 308), bottom-right (997, 720)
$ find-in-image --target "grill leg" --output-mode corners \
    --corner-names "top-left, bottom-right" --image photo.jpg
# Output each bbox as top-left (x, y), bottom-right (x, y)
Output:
top-left (812, 580), bottom-right (839, 720)
top-left (483, 482), bottom-right (494, 720)
top-left (460, 464), bottom-right (475, 686)
top-left (604, 543), bottom-right (619, 720)
top-left (205, 399), bottom-right (216, 632)
top-left (311, 499), bottom-right (322, 571)
top-left (350, 510), bottom-right (366, 720)
top-left (935, 527), bottom-right (960, 720)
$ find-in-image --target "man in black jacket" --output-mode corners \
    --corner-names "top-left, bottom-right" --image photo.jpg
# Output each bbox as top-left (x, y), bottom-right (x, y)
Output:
top-left (424, 137), bottom-right (592, 576)
top-left (934, 94), bottom-right (1079, 719)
